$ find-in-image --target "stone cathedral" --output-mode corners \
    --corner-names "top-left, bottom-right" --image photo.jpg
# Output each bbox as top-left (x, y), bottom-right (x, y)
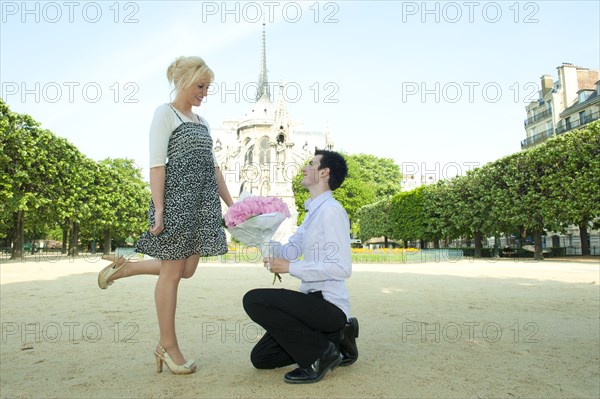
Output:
top-left (212, 26), bottom-right (335, 241)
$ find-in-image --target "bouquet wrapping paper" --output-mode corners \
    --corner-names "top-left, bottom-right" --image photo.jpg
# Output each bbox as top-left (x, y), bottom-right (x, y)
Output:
top-left (224, 192), bottom-right (291, 284)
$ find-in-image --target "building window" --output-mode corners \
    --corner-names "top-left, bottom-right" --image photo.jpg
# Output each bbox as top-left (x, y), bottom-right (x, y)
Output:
top-left (245, 145), bottom-right (254, 166)
top-left (579, 111), bottom-right (586, 125)
top-left (259, 181), bottom-right (269, 196)
top-left (258, 137), bottom-right (270, 165)
top-left (565, 117), bottom-right (571, 130)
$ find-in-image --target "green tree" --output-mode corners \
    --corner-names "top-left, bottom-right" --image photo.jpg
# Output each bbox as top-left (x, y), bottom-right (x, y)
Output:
top-left (334, 155), bottom-right (376, 224)
top-left (389, 186), bottom-right (427, 247)
top-left (348, 154), bottom-right (403, 198)
top-left (422, 181), bottom-right (456, 248)
top-left (292, 153), bottom-right (402, 229)
top-left (478, 151), bottom-right (548, 259)
top-left (445, 168), bottom-right (501, 257)
top-left (356, 197), bottom-right (393, 245)
top-left (94, 158), bottom-right (150, 253)
top-left (536, 121), bottom-right (600, 255)
top-left (1, 100), bottom-right (151, 258)
top-left (0, 101), bottom-right (49, 259)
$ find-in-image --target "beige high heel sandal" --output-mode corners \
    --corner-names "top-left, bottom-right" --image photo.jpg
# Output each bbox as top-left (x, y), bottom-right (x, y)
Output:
top-left (97, 256), bottom-right (127, 289)
top-left (154, 344), bottom-right (196, 375)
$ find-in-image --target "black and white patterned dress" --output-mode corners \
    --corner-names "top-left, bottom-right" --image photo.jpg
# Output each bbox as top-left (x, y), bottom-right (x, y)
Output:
top-left (135, 106), bottom-right (228, 260)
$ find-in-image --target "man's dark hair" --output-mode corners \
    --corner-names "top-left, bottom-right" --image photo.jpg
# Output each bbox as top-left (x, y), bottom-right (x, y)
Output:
top-left (315, 149), bottom-right (348, 191)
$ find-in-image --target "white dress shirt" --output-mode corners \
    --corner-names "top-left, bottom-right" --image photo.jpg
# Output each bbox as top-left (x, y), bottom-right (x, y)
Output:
top-left (274, 190), bottom-right (352, 319)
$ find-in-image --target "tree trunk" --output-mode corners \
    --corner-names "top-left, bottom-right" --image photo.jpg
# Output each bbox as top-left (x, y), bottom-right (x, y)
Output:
top-left (62, 220), bottom-right (69, 254)
top-left (433, 237), bottom-right (440, 249)
top-left (533, 229), bottom-right (544, 261)
top-left (103, 228), bottom-right (112, 255)
top-left (419, 239), bottom-right (425, 249)
top-left (67, 220), bottom-right (73, 255)
top-left (10, 210), bottom-right (25, 261)
top-left (505, 232), bottom-right (513, 248)
top-left (30, 227), bottom-right (37, 255)
top-left (474, 231), bottom-right (483, 258)
top-left (5, 224), bottom-right (15, 255)
top-left (69, 222), bottom-right (80, 256)
top-left (519, 226), bottom-right (527, 248)
top-left (579, 221), bottom-right (590, 256)
top-left (493, 235), bottom-right (500, 257)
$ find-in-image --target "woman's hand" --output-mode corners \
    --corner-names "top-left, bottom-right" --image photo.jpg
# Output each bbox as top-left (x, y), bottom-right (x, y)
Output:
top-left (150, 209), bottom-right (165, 236)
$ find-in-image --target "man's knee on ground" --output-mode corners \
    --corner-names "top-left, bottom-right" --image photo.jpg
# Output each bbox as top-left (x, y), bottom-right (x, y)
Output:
top-left (250, 349), bottom-right (275, 370)
top-left (242, 289), bottom-right (262, 314)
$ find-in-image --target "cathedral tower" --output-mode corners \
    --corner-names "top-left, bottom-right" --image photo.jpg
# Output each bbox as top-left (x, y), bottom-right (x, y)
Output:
top-left (213, 25), bottom-right (333, 241)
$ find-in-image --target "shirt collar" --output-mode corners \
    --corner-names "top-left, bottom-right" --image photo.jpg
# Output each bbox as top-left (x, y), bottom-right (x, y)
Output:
top-left (304, 190), bottom-right (333, 213)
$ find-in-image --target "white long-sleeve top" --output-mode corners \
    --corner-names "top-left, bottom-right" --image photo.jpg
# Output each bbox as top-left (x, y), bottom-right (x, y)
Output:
top-left (148, 103), bottom-right (217, 168)
top-left (274, 190), bottom-right (352, 319)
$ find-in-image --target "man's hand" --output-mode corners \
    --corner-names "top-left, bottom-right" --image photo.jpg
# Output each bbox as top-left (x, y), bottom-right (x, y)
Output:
top-left (264, 257), bottom-right (290, 274)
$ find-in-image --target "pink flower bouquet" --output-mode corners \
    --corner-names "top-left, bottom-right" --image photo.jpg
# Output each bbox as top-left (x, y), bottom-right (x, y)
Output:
top-left (224, 192), bottom-right (291, 284)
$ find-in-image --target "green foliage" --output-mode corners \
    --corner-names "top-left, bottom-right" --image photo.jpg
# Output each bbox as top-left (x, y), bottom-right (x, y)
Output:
top-left (291, 153), bottom-right (402, 228)
top-left (291, 162), bottom-right (310, 225)
top-left (389, 186), bottom-right (427, 242)
top-left (381, 121), bottom-right (600, 259)
top-left (422, 181), bottom-right (455, 241)
top-left (92, 158), bottom-right (150, 246)
top-left (356, 197), bottom-right (393, 242)
top-left (347, 154), bottom-right (402, 198)
top-left (4, 94), bottom-right (598, 261)
top-left (334, 159), bottom-right (376, 223)
top-left (0, 99), bottom-right (150, 256)
top-left (535, 122), bottom-right (600, 231)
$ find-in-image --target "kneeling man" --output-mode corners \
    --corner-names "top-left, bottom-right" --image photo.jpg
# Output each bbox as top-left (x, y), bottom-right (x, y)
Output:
top-left (243, 150), bottom-right (359, 384)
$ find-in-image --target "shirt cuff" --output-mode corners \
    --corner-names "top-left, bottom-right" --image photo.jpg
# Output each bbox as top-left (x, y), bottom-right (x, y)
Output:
top-left (288, 260), bottom-right (303, 279)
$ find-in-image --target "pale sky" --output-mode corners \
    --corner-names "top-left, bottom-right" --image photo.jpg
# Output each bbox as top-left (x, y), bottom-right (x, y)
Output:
top-left (1, 1), bottom-right (599, 183)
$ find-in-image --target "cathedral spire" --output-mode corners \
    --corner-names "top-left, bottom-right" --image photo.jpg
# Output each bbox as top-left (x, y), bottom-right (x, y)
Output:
top-left (275, 81), bottom-right (288, 122)
top-left (256, 23), bottom-right (270, 102)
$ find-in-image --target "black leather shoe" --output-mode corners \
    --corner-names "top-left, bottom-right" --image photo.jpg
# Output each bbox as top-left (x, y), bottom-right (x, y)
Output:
top-left (339, 317), bottom-right (359, 366)
top-left (283, 342), bottom-right (343, 384)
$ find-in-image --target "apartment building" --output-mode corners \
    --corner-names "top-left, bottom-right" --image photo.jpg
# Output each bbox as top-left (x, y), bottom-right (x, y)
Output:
top-left (522, 63), bottom-right (599, 149)
top-left (520, 63), bottom-right (600, 255)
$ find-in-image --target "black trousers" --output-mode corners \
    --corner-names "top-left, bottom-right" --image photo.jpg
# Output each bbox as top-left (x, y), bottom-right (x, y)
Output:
top-left (243, 288), bottom-right (347, 369)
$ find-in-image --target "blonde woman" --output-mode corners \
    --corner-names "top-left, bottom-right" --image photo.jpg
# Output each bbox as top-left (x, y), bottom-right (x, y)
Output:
top-left (98, 56), bottom-right (233, 375)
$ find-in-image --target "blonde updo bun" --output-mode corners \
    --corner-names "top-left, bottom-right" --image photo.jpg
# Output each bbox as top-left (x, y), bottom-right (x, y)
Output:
top-left (167, 56), bottom-right (214, 94)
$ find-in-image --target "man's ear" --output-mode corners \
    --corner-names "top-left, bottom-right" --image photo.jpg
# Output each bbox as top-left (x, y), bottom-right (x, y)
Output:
top-left (320, 167), bottom-right (330, 181)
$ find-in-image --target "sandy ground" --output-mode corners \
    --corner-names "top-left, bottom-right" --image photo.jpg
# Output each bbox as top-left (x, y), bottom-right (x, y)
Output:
top-left (0, 254), bottom-right (599, 399)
